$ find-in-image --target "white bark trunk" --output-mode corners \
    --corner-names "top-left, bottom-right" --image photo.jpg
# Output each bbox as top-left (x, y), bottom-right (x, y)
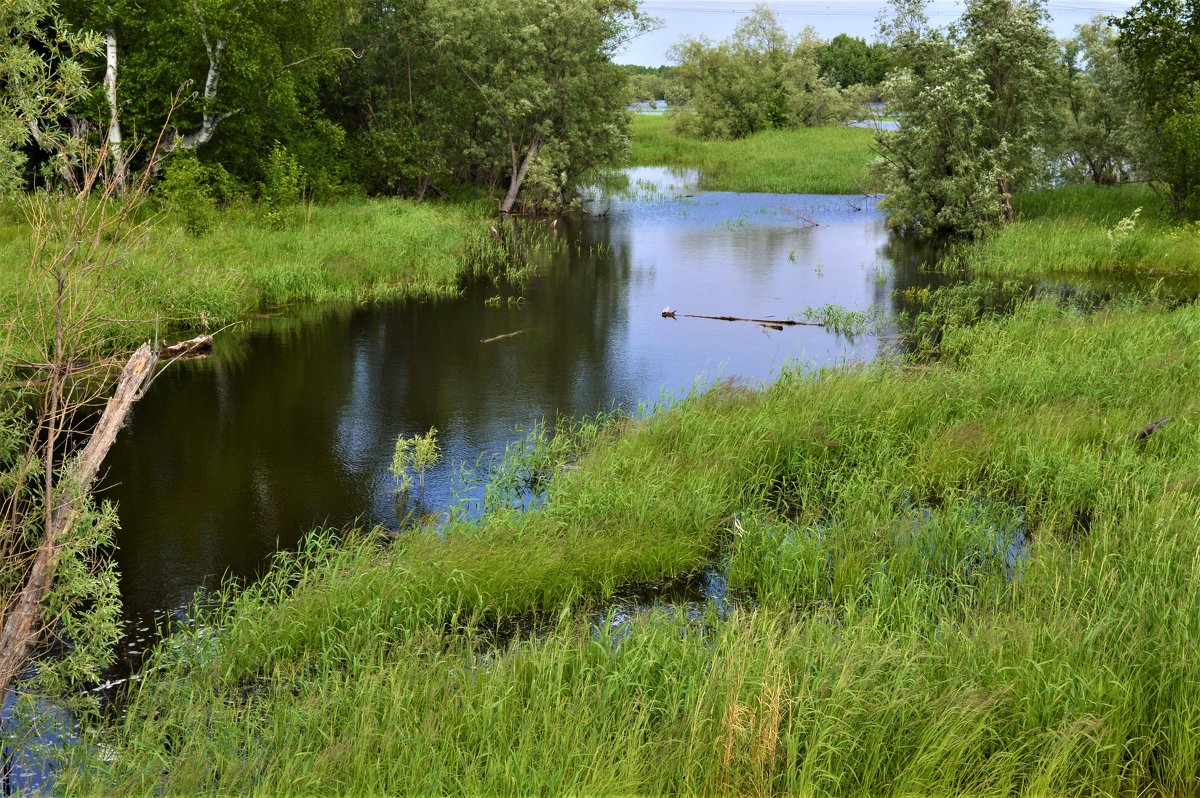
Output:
top-left (104, 28), bottom-right (127, 192)
top-left (155, 2), bottom-right (240, 167)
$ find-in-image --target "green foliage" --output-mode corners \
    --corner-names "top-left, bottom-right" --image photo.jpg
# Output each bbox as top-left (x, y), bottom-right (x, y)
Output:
top-left (669, 6), bottom-right (862, 140)
top-left (58, 0), bottom-right (356, 186)
top-left (1059, 18), bottom-right (1142, 185)
top-left (0, 0), bottom-right (99, 194)
top-left (817, 33), bottom-right (892, 88)
top-left (156, 151), bottom-right (217, 236)
top-left (873, 0), bottom-right (1061, 237)
top-left (390, 427), bottom-right (440, 495)
top-left (333, 0), bottom-right (648, 211)
top-left (260, 142), bottom-right (304, 228)
top-left (1115, 0), bottom-right (1200, 215)
top-left (627, 72), bottom-right (672, 103)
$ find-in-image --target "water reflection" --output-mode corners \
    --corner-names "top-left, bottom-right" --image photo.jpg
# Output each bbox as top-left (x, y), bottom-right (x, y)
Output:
top-left (100, 171), bottom-right (941, 655)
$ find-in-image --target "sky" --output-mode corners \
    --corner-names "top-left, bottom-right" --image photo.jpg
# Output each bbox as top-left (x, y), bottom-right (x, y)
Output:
top-left (616, 0), bottom-right (1139, 65)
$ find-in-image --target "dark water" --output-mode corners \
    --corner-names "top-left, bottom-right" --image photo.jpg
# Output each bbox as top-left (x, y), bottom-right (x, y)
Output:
top-left (99, 167), bottom-right (947, 665)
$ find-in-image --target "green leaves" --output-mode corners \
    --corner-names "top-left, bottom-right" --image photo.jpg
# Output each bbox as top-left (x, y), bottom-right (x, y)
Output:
top-left (669, 7), bottom-right (859, 140)
top-left (1117, 0), bottom-right (1200, 214)
top-left (874, 0), bottom-right (1059, 237)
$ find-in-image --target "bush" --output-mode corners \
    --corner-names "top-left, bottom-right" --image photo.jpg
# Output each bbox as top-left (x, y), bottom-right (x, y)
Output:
top-left (260, 142), bottom-right (304, 228)
top-left (155, 151), bottom-right (217, 236)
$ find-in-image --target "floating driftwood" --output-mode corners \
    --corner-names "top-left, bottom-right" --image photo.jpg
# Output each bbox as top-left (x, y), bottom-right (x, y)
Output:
top-left (160, 334), bottom-right (213, 360)
top-left (661, 307), bottom-right (825, 328)
top-left (480, 329), bottom-right (529, 345)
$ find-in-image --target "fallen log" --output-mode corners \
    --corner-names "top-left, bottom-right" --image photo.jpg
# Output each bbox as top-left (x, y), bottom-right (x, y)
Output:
top-left (480, 329), bottom-right (529, 344)
top-left (160, 334), bottom-right (213, 360)
top-left (0, 343), bottom-right (159, 701)
top-left (661, 307), bottom-right (826, 328)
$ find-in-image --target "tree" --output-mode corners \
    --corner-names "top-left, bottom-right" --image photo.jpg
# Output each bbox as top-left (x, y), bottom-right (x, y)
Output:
top-left (669, 5), bottom-right (861, 140)
top-left (818, 34), bottom-right (891, 88)
top-left (58, 0), bottom-right (356, 185)
top-left (427, 0), bottom-right (650, 213)
top-left (1, 0), bottom-right (99, 194)
top-left (1, 0), bottom-right (154, 754)
top-left (872, 0), bottom-right (1060, 236)
top-left (1059, 18), bottom-right (1141, 185)
top-left (1116, 0), bottom-right (1200, 215)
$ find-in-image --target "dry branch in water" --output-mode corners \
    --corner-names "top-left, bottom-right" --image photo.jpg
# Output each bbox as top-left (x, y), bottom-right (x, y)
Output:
top-left (661, 308), bottom-right (826, 328)
top-left (480, 329), bottom-right (529, 344)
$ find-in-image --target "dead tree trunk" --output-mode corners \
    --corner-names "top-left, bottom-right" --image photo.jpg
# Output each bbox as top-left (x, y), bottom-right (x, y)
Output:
top-left (0, 343), bottom-right (158, 701)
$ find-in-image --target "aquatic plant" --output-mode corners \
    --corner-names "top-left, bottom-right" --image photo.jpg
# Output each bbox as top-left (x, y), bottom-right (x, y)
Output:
top-left (390, 427), bottom-right (440, 495)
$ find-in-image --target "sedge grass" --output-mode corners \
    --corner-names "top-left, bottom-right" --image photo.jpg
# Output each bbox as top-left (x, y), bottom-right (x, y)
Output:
top-left (0, 198), bottom-right (503, 362)
top-left (64, 293), bottom-right (1200, 795)
top-left (958, 183), bottom-right (1200, 279)
top-left (628, 114), bottom-right (879, 195)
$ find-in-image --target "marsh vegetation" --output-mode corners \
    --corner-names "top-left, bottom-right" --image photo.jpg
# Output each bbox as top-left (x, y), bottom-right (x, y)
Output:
top-left (4, 0), bottom-right (1200, 794)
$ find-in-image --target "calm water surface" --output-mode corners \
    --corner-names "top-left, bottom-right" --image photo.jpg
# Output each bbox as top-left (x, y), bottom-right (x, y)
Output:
top-left (100, 168), bottom-right (943, 658)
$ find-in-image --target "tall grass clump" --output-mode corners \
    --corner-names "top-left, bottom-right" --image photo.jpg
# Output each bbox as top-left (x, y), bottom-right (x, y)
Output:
top-left (628, 114), bottom-right (878, 194)
top-left (957, 183), bottom-right (1200, 278)
top-left (0, 198), bottom-right (506, 362)
top-left (63, 292), bottom-right (1200, 795)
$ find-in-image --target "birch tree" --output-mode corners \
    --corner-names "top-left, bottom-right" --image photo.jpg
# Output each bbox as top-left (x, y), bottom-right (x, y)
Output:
top-left (60, 0), bottom-right (355, 181)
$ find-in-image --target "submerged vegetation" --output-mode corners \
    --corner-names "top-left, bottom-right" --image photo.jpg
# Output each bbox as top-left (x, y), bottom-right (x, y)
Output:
top-left (67, 294), bottom-right (1200, 794)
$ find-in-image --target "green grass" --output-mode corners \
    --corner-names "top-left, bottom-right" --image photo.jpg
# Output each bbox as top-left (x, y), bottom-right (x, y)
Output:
top-left (66, 293), bottom-right (1200, 795)
top-left (0, 198), bottom-right (503, 361)
top-left (627, 114), bottom-right (879, 194)
top-left (958, 183), bottom-right (1200, 278)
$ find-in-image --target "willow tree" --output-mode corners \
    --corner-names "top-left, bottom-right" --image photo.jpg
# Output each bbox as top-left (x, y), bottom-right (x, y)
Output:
top-left (873, 0), bottom-right (1060, 237)
top-left (428, 0), bottom-right (651, 213)
top-left (1, 0), bottom-right (140, 736)
top-left (668, 5), bottom-right (860, 140)
top-left (1116, 0), bottom-right (1200, 215)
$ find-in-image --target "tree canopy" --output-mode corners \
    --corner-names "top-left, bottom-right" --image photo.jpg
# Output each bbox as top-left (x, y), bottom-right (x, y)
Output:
top-left (1116, 0), bottom-right (1200, 214)
top-left (668, 5), bottom-right (866, 140)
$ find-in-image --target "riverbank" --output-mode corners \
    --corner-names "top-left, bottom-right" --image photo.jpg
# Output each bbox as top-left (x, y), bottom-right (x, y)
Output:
top-left (628, 114), bottom-right (878, 194)
top-left (67, 291), bottom-right (1200, 795)
top-left (0, 198), bottom-right (503, 361)
top-left (956, 184), bottom-right (1200, 278)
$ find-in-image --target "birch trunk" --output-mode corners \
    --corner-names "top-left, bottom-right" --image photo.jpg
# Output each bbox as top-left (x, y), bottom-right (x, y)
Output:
top-left (104, 28), bottom-right (127, 192)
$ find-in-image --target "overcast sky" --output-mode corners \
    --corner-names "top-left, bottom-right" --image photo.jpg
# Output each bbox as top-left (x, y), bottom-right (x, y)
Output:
top-left (616, 0), bottom-right (1139, 65)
